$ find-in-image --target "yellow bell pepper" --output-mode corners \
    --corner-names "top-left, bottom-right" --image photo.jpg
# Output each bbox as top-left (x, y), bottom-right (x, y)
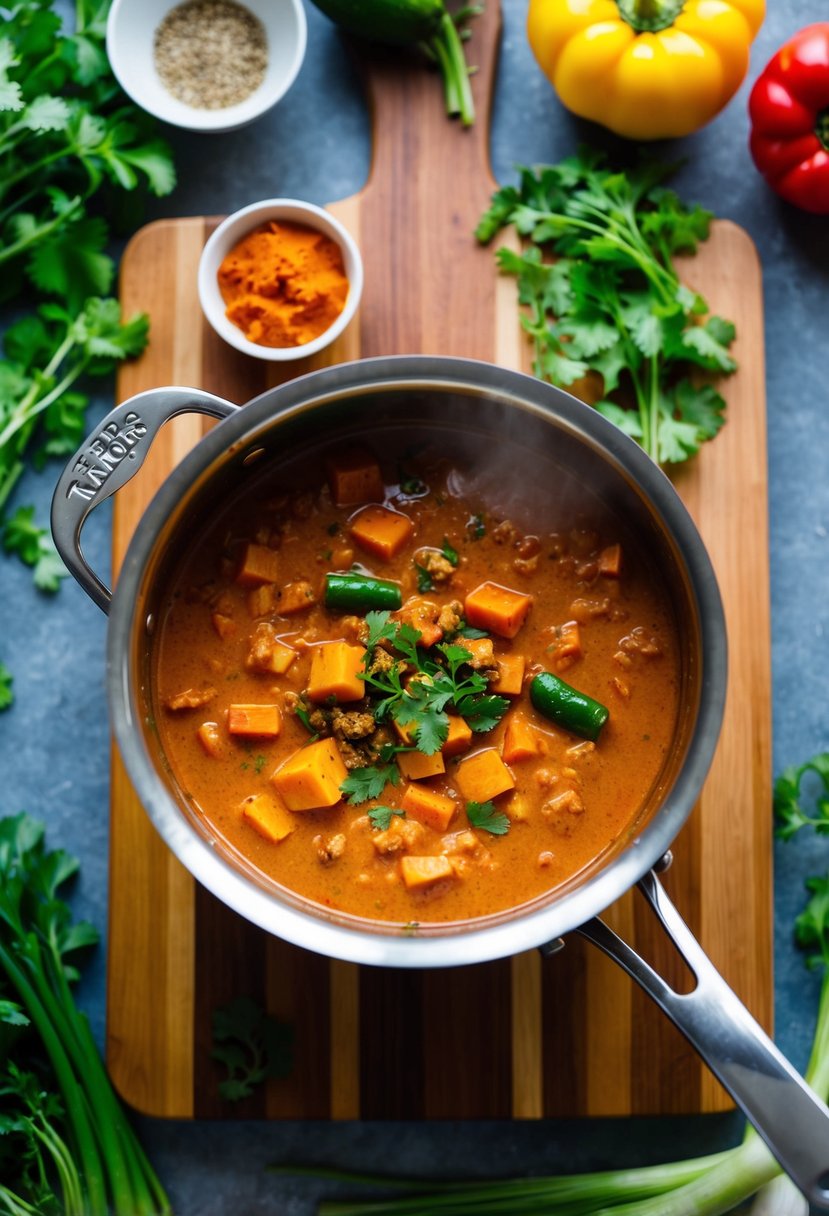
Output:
top-left (527, 0), bottom-right (765, 140)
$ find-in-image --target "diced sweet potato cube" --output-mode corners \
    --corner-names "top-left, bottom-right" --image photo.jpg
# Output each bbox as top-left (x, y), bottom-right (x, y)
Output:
top-left (211, 612), bottom-right (236, 640)
top-left (326, 447), bottom-right (385, 507)
top-left (307, 641), bottom-right (366, 702)
top-left (441, 715), bottom-right (473, 758)
top-left (491, 653), bottom-right (525, 696)
top-left (397, 597), bottom-right (442, 647)
top-left (278, 581), bottom-right (317, 615)
top-left (240, 792), bottom-right (295, 844)
top-left (455, 749), bottom-right (515, 802)
top-left (400, 854), bottom-right (455, 891)
top-left (397, 749), bottom-right (445, 781)
top-left (228, 704), bottom-right (281, 738)
top-left (271, 737), bottom-right (348, 811)
top-left (246, 622), bottom-right (297, 676)
top-left (248, 585), bottom-right (279, 618)
top-left (350, 505), bottom-right (413, 561)
top-left (235, 543), bottom-right (280, 588)
top-left (502, 713), bottom-right (543, 764)
top-left (462, 637), bottom-right (495, 667)
top-left (598, 544), bottom-right (622, 578)
top-left (401, 784), bottom-right (457, 833)
top-left (197, 721), bottom-right (222, 757)
top-left (464, 582), bottom-right (532, 639)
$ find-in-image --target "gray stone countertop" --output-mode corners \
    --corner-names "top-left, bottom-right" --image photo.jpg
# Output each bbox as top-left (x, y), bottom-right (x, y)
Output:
top-left (2, 0), bottom-right (829, 1211)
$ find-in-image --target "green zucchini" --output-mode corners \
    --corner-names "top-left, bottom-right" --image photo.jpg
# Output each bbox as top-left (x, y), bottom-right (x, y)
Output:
top-left (529, 672), bottom-right (610, 743)
top-left (308, 0), bottom-right (445, 45)
top-left (307, 0), bottom-right (477, 126)
top-left (325, 571), bottom-right (403, 613)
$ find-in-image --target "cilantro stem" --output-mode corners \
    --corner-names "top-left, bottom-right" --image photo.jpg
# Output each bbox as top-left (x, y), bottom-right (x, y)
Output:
top-left (0, 943), bottom-right (107, 1215)
top-left (0, 196), bottom-right (84, 266)
top-left (0, 357), bottom-right (88, 453)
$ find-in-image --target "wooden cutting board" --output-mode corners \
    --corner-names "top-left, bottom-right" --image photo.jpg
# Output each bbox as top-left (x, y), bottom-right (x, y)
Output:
top-left (108, 2), bottom-right (771, 1119)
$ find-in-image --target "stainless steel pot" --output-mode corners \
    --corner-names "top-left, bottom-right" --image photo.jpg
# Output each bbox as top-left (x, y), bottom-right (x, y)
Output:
top-left (52, 356), bottom-right (829, 1207)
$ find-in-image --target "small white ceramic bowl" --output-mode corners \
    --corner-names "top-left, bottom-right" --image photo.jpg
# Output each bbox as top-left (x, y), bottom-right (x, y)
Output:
top-left (197, 199), bottom-right (364, 362)
top-left (106, 0), bottom-right (306, 133)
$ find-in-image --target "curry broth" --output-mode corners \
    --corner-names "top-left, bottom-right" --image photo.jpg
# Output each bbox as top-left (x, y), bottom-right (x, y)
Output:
top-left (153, 440), bottom-right (681, 925)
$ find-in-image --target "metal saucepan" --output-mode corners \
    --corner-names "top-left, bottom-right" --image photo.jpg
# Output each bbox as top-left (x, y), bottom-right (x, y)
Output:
top-left (51, 356), bottom-right (829, 1207)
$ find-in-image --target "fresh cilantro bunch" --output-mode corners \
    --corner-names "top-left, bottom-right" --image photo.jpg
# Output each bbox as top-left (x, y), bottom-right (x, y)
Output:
top-left (0, 0), bottom-right (172, 708)
top-left (0, 0), bottom-right (175, 305)
top-left (477, 150), bottom-right (737, 466)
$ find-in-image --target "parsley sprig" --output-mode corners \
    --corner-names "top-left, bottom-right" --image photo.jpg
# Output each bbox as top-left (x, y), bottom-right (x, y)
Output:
top-left (774, 754), bottom-right (829, 840)
top-left (360, 611), bottom-right (509, 755)
top-left (477, 150), bottom-right (737, 466)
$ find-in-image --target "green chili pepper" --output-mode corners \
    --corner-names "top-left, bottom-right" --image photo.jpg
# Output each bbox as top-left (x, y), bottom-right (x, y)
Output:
top-left (530, 672), bottom-right (609, 742)
top-left (324, 572), bottom-right (402, 613)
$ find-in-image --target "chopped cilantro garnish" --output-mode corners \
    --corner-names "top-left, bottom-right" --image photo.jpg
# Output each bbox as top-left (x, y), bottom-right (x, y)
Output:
top-left (253, 754), bottom-right (267, 775)
top-left (340, 762), bottom-right (401, 805)
top-left (358, 613), bottom-right (508, 755)
top-left (368, 806), bottom-right (406, 831)
top-left (414, 562), bottom-right (434, 593)
top-left (467, 800), bottom-right (511, 836)
top-left (441, 537), bottom-right (459, 566)
top-left (456, 623), bottom-right (489, 640)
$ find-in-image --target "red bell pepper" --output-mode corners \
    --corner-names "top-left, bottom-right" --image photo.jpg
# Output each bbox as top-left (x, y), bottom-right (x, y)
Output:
top-left (749, 23), bottom-right (829, 215)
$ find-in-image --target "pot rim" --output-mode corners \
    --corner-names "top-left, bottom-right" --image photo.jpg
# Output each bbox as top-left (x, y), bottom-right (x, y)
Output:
top-left (107, 355), bottom-right (727, 967)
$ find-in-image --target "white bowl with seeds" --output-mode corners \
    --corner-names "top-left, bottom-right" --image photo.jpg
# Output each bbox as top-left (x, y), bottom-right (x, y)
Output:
top-left (106, 0), bottom-right (306, 132)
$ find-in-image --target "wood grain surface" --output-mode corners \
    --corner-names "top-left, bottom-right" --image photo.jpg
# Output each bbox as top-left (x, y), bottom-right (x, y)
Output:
top-left (108, 1), bottom-right (771, 1119)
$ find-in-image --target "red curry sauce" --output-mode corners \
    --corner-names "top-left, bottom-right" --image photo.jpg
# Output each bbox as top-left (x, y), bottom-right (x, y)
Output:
top-left (153, 444), bottom-right (680, 925)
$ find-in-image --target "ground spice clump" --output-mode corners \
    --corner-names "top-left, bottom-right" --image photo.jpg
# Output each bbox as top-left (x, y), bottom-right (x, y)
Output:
top-left (154, 0), bottom-right (267, 110)
top-left (218, 221), bottom-right (350, 349)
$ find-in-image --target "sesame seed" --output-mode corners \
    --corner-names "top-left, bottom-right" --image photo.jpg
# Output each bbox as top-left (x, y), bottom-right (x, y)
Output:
top-left (153, 0), bottom-right (268, 110)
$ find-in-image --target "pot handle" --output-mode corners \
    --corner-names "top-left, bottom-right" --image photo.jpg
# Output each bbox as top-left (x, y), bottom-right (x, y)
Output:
top-left (51, 387), bottom-right (237, 615)
top-left (556, 870), bottom-right (829, 1209)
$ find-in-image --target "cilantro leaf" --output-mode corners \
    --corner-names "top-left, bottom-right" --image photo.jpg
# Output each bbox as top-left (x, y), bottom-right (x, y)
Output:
top-left (441, 537), bottom-right (459, 567)
top-left (414, 562), bottom-right (433, 593)
top-left (467, 800), bottom-right (510, 836)
top-left (774, 754), bottom-right (829, 841)
top-left (364, 610), bottom-right (397, 650)
top-left (368, 806), bottom-right (405, 831)
top-left (340, 763), bottom-right (400, 805)
top-left (457, 693), bottom-right (510, 734)
top-left (795, 876), bottom-right (829, 972)
top-left (0, 663), bottom-right (13, 711)
top-left (212, 995), bottom-right (293, 1103)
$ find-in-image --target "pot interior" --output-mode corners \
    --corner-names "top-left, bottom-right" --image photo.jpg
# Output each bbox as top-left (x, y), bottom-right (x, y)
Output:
top-left (118, 371), bottom-right (720, 950)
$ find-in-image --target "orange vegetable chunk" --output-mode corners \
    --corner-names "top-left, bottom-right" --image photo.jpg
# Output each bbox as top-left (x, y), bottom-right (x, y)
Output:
top-left (228, 704), bottom-right (281, 738)
top-left (598, 544), bottom-right (622, 578)
top-left (271, 737), bottom-right (348, 811)
top-left (455, 748), bottom-right (515, 802)
top-left (196, 721), bottom-right (222, 758)
top-left (397, 749), bottom-right (445, 781)
top-left (401, 784), bottom-right (457, 833)
top-left (502, 713), bottom-right (543, 764)
top-left (235, 542), bottom-right (279, 587)
top-left (247, 623), bottom-right (297, 675)
top-left (491, 653), bottom-right (525, 696)
top-left (307, 641), bottom-right (366, 702)
top-left (400, 855), bottom-right (455, 891)
top-left (441, 715), bottom-right (473, 758)
top-left (549, 620), bottom-right (582, 665)
top-left (278, 580), bottom-right (317, 615)
top-left (326, 446), bottom-right (385, 507)
top-left (464, 582), bottom-right (532, 639)
top-left (240, 792), bottom-right (295, 844)
top-left (350, 505), bottom-right (413, 561)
